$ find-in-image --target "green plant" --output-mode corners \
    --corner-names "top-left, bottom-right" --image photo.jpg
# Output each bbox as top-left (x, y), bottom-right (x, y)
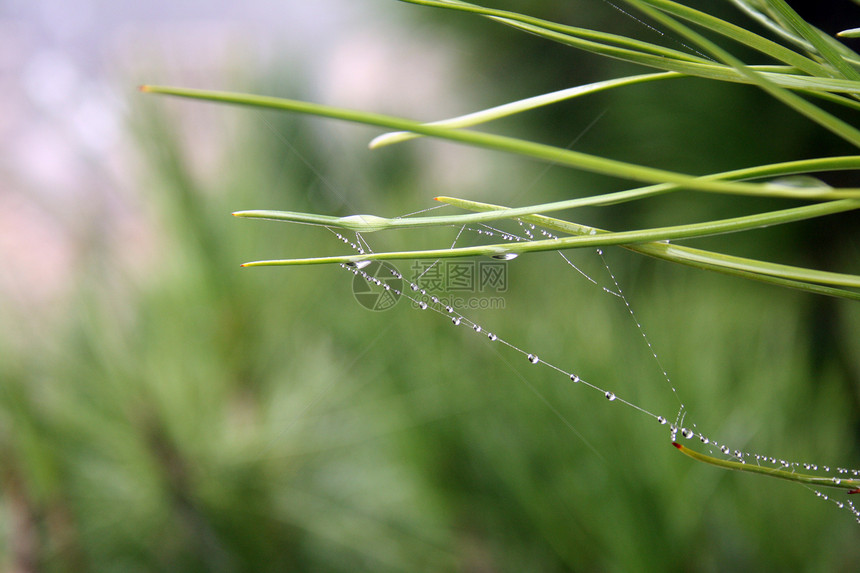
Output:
top-left (13, 3), bottom-right (860, 570)
top-left (142, 0), bottom-right (860, 298)
top-left (144, 0), bottom-right (860, 497)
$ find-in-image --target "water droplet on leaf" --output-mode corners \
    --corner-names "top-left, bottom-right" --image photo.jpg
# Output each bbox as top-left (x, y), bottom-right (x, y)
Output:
top-left (346, 260), bottom-right (372, 270)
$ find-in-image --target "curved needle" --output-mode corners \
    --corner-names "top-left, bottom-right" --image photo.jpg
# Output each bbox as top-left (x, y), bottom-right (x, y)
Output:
top-left (673, 442), bottom-right (860, 493)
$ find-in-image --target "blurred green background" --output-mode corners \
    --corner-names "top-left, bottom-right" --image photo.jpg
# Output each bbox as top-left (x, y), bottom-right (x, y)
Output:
top-left (2, 1), bottom-right (860, 571)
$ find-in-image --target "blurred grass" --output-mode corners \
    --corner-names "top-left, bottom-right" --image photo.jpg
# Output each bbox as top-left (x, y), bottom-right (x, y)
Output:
top-left (3, 2), bottom-right (860, 571)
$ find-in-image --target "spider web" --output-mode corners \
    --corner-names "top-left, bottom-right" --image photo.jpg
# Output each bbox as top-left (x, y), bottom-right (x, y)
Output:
top-left (331, 213), bottom-right (860, 524)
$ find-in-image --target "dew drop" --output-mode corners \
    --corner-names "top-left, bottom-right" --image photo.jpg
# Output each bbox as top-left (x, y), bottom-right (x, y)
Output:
top-left (492, 252), bottom-right (519, 260)
top-left (431, 296), bottom-right (440, 304)
top-left (411, 284), bottom-right (419, 292)
top-left (527, 354), bottom-right (539, 364)
top-left (605, 391), bottom-right (616, 401)
top-left (418, 301), bottom-right (428, 310)
top-left (473, 325), bottom-right (482, 333)
top-left (681, 428), bottom-right (693, 439)
top-left (346, 260), bottom-right (372, 270)
top-left (657, 416), bottom-right (667, 425)
top-left (570, 374), bottom-right (580, 383)
top-left (445, 306), bottom-right (454, 313)
top-left (700, 436), bottom-right (709, 444)
top-left (452, 317), bottom-right (461, 326)
top-left (488, 333), bottom-right (497, 341)
top-left (721, 445), bottom-right (730, 454)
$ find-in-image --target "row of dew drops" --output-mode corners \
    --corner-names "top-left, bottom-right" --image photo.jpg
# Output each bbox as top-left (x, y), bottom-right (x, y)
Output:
top-left (331, 218), bottom-right (860, 523)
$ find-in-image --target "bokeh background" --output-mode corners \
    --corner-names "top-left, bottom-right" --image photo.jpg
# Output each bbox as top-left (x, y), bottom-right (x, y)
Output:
top-left (2, 0), bottom-right (860, 571)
